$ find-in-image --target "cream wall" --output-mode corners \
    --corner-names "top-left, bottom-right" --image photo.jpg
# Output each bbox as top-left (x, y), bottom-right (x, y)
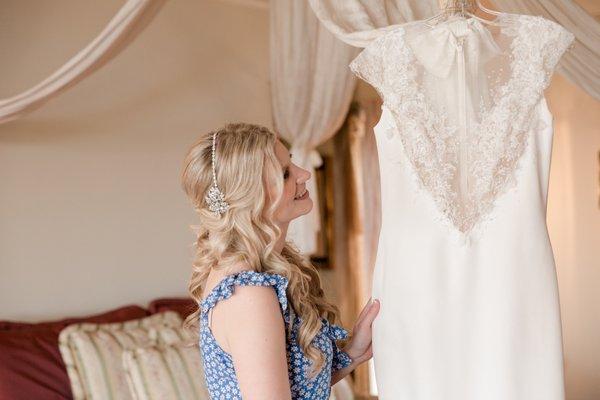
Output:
top-left (0, 0), bottom-right (271, 321)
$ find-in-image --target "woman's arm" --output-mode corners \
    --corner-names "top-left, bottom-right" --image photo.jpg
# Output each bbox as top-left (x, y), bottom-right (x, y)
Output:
top-left (215, 285), bottom-right (292, 400)
top-left (331, 299), bottom-right (380, 385)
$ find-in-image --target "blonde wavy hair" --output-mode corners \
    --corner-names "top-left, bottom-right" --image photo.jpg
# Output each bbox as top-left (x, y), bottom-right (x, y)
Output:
top-left (180, 123), bottom-right (342, 375)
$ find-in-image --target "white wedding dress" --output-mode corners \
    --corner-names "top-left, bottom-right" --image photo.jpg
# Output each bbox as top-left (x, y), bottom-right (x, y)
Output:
top-left (349, 13), bottom-right (574, 400)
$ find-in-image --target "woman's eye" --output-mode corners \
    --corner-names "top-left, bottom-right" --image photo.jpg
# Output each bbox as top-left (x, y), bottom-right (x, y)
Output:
top-left (283, 169), bottom-right (289, 180)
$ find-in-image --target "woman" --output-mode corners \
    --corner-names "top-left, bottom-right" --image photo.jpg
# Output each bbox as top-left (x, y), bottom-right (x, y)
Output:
top-left (181, 123), bottom-right (380, 399)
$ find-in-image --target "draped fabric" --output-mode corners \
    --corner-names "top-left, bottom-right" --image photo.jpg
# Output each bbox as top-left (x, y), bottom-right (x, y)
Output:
top-left (307, 0), bottom-right (600, 100)
top-left (0, 0), bottom-right (167, 124)
top-left (307, 0), bottom-right (438, 47)
top-left (270, 0), bottom-right (358, 254)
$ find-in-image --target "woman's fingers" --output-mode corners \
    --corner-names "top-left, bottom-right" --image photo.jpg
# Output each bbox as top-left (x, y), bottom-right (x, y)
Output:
top-left (355, 343), bottom-right (373, 364)
top-left (365, 299), bottom-right (380, 325)
top-left (356, 299), bottom-right (380, 329)
top-left (355, 298), bottom-right (373, 323)
top-left (345, 301), bottom-right (379, 363)
top-left (363, 343), bottom-right (373, 359)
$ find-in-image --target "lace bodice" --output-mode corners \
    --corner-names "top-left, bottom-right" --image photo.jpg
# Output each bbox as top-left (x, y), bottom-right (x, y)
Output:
top-left (350, 13), bottom-right (574, 236)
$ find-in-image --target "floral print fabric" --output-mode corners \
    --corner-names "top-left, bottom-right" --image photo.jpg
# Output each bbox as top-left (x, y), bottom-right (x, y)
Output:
top-left (199, 270), bottom-right (352, 399)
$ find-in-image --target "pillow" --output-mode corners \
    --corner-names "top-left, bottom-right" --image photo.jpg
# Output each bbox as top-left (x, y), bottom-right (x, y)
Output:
top-left (147, 297), bottom-right (197, 319)
top-left (0, 305), bottom-right (148, 400)
top-left (0, 305), bottom-right (148, 332)
top-left (123, 337), bottom-right (350, 400)
top-left (142, 324), bottom-right (352, 400)
top-left (122, 341), bottom-right (209, 400)
top-left (127, 324), bottom-right (350, 400)
top-left (58, 311), bottom-right (182, 400)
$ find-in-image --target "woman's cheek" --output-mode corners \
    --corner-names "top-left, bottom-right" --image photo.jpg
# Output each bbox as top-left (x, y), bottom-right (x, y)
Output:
top-left (286, 181), bottom-right (296, 202)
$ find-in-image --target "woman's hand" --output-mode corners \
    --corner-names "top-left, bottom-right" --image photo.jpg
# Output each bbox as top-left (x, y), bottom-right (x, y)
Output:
top-left (331, 298), bottom-right (380, 386)
top-left (344, 298), bottom-right (380, 365)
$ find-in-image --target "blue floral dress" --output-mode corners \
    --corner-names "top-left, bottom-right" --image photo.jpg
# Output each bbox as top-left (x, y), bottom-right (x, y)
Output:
top-left (199, 270), bottom-right (353, 399)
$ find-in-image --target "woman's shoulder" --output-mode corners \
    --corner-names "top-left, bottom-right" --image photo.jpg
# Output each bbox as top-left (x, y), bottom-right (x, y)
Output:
top-left (202, 268), bottom-right (290, 348)
top-left (203, 263), bottom-right (253, 296)
top-left (200, 266), bottom-right (289, 314)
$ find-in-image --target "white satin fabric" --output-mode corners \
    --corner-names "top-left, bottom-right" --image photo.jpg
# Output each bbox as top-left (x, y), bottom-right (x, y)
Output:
top-left (408, 18), bottom-right (501, 79)
top-left (371, 100), bottom-right (565, 399)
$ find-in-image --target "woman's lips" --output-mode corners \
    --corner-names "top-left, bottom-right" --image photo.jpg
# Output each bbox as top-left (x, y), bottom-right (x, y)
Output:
top-left (294, 189), bottom-right (309, 200)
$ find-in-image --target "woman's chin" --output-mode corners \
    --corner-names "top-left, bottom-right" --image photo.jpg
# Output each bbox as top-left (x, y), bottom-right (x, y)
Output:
top-left (295, 197), bottom-right (313, 216)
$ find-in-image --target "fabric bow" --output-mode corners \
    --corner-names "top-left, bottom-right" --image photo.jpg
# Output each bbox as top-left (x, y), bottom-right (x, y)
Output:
top-left (408, 18), bottom-right (502, 79)
top-left (321, 318), bottom-right (349, 341)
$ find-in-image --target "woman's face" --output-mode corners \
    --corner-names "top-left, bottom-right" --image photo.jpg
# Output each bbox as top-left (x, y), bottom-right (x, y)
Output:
top-left (270, 139), bottom-right (313, 225)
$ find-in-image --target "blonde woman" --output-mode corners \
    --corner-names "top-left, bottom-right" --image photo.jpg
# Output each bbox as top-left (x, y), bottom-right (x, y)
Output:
top-left (180, 123), bottom-right (380, 399)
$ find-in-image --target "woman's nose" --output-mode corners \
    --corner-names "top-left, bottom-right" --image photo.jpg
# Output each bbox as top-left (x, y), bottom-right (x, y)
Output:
top-left (296, 168), bottom-right (311, 184)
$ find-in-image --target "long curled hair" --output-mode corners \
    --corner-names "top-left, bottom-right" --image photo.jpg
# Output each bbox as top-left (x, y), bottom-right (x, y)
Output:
top-left (180, 123), bottom-right (341, 375)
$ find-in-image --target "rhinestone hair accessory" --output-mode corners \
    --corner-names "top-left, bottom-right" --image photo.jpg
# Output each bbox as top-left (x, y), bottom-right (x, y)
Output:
top-left (204, 131), bottom-right (229, 215)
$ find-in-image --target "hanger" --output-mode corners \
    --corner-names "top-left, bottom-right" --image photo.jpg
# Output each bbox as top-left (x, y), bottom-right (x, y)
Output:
top-left (424, 0), bottom-right (503, 27)
top-left (476, 1), bottom-right (502, 17)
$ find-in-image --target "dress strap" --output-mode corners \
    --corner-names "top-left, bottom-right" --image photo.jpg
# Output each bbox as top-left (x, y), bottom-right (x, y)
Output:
top-left (200, 270), bottom-right (289, 316)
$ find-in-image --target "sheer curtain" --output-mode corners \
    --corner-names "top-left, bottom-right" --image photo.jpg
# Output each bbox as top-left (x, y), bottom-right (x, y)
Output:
top-left (270, 0), bottom-right (358, 254)
top-left (0, 0), bottom-right (167, 124)
top-left (308, 0), bottom-right (600, 100)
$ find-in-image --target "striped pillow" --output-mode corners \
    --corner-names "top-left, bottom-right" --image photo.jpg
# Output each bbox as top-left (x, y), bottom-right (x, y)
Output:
top-left (151, 324), bottom-right (190, 346)
top-left (122, 341), bottom-right (209, 400)
top-left (58, 311), bottom-right (182, 400)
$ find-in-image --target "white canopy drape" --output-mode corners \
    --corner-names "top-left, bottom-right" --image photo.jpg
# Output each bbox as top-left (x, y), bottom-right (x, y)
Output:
top-left (307, 0), bottom-right (438, 47)
top-left (270, 0), bottom-right (358, 254)
top-left (0, 0), bottom-right (167, 124)
top-left (1, 0), bottom-right (596, 123)
top-left (308, 0), bottom-right (600, 100)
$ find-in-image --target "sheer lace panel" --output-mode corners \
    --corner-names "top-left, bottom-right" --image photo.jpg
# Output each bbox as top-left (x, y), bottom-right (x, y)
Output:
top-left (350, 13), bottom-right (574, 234)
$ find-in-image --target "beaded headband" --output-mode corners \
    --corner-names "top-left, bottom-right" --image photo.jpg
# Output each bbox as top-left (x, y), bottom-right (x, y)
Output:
top-left (204, 131), bottom-right (229, 215)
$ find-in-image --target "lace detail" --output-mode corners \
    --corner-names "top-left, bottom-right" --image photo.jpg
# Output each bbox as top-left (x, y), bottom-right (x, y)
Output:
top-left (350, 14), bottom-right (574, 236)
